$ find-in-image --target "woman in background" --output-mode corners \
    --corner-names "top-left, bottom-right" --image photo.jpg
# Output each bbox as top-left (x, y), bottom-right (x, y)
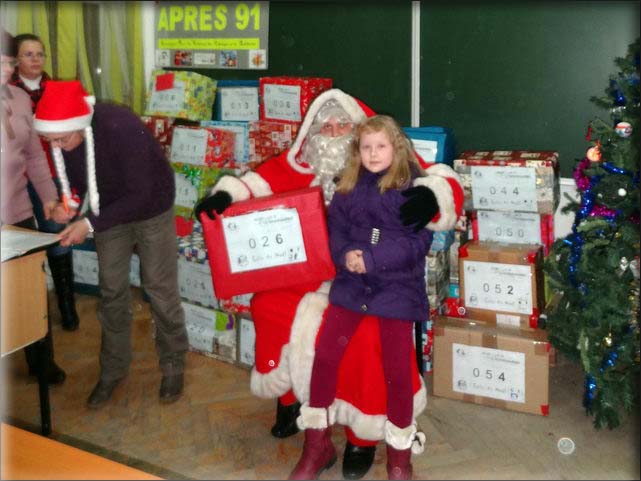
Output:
top-left (1, 29), bottom-right (70, 385)
top-left (10, 33), bottom-right (80, 333)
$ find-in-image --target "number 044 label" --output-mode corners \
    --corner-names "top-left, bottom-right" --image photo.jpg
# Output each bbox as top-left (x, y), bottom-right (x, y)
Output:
top-left (222, 207), bottom-right (307, 273)
top-left (452, 343), bottom-right (525, 403)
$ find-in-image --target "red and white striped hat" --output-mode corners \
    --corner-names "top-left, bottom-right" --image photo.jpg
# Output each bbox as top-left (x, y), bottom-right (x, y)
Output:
top-left (34, 80), bottom-right (99, 215)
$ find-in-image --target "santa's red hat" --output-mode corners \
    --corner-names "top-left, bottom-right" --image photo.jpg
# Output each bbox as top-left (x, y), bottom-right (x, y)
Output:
top-left (33, 80), bottom-right (100, 215)
top-left (34, 80), bottom-right (94, 132)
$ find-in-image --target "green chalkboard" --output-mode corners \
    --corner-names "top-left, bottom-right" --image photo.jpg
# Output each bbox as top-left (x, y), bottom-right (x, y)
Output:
top-left (197, 2), bottom-right (414, 123)
top-left (193, 1), bottom-right (639, 176)
top-left (420, 1), bottom-right (640, 176)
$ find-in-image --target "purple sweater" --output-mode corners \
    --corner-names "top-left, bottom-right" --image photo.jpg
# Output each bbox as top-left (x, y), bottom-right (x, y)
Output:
top-left (328, 170), bottom-right (433, 322)
top-left (61, 103), bottom-right (175, 232)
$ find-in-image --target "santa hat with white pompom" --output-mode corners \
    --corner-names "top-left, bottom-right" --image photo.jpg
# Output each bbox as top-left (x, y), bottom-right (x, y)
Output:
top-left (33, 80), bottom-right (100, 216)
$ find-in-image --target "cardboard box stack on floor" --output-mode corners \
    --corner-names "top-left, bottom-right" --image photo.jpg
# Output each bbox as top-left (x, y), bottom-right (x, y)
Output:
top-left (431, 150), bottom-right (559, 416)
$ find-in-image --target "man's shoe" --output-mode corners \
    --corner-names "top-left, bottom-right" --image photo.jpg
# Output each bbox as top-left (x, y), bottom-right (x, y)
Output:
top-left (342, 442), bottom-right (376, 480)
top-left (159, 373), bottom-right (184, 403)
top-left (29, 361), bottom-right (66, 385)
top-left (271, 400), bottom-right (301, 438)
top-left (87, 378), bottom-right (123, 409)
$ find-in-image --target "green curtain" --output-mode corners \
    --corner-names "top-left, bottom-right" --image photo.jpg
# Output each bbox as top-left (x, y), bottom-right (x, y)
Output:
top-left (4, 1), bottom-right (145, 112)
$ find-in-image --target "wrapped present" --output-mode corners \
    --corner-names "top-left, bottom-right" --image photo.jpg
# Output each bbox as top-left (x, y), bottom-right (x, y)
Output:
top-left (145, 69), bottom-right (217, 121)
top-left (182, 301), bottom-right (237, 365)
top-left (201, 186), bottom-right (335, 299)
top-left (140, 115), bottom-right (175, 158)
top-left (170, 126), bottom-right (236, 168)
top-left (459, 240), bottom-right (545, 330)
top-left (403, 126), bottom-right (455, 165)
top-left (426, 250), bottom-right (450, 309)
top-left (201, 120), bottom-right (250, 166)
top-left (421, 319), bottom-right (434, 373)
top-left (453, 150), bottom-right (559, 215)
top-left (236, 316), bottom-right (256, 369)
top-left (432, 315), bottom-right (550, 416)
top-left (215, 80), bottom-right (260, 121)
top-left (431, 229), bottom-right (456, 252)
top-left (177, 224), bottom-right (219, 309)
top-left (172, 163), bottom-right (232, 219)
top-left (259, 76), bottom-right (333, 123)
top-left (219, 293), bottom-right (253, 315)
top-left (470, 210), bottom-right (555, 256)
top-left (248, 120), bottom-right (300, 166)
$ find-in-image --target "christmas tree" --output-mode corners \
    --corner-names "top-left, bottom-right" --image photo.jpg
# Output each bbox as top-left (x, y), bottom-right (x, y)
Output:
top-left (544, 39), bottom-right (640, 429)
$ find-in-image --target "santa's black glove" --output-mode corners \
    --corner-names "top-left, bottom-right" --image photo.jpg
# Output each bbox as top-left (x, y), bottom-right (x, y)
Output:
top-left (400, 185), bottom-right (439, 232)
top-left (194, 191), bottom-right (232, 222)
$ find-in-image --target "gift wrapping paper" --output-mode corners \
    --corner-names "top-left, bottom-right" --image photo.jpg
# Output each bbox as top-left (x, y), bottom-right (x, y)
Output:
top-left (172, 163), bottom-right (233, 219)
top-left (248, 120), bottom-right (300, 166)
top-left (454, 150), bottom-right (559, 215)
top-left (145, 69), bottom-right (217, 121)
top-left (259, 76), bottom-right (333, 123)
top-left (170, 126), bottom-right (236, 168)
top-left (201, 120), bottom-right (251, 167)
top-left (140, 115), bottom-right (175, 158)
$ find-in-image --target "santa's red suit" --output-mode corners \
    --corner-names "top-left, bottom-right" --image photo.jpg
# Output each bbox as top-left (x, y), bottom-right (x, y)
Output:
top-left (209, 89), bottom-right (464, 441)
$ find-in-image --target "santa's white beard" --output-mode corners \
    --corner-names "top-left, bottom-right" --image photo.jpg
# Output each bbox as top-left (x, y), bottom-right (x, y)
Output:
top-left (301, 133), bottom-right (354, 204)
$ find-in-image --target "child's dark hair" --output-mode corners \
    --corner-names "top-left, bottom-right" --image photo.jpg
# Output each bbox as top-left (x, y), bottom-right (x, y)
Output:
top-left (336, 115), bottom-right (424, 194)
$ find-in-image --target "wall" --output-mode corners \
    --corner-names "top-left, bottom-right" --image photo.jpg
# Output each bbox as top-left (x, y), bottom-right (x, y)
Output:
top-left (144, 1), bottom-right (639, 177)
top-left (420, 1), bottom-right (640, 176)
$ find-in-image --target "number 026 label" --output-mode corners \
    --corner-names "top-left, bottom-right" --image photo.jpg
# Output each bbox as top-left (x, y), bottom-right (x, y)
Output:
top-left (223, 207), bottom-right (307, 273)
top-left (452, 343), bottom-right (525, 403)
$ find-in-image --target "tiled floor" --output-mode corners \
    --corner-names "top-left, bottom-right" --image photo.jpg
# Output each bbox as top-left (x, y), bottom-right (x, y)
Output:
top-left (1, 288), bottom-right (639, 480)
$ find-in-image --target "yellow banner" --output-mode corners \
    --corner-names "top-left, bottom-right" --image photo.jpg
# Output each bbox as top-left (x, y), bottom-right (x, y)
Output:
top-left (158, 37), bottom-right (259, 50)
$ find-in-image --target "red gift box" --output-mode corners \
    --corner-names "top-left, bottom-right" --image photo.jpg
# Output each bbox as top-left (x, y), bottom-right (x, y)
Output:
top-left (248, 120), bottom-right (300, 166)
top-left (201, 187), bottom-right (336, 299)
top-left (170, 126), bottom-right (236, 168)
top-left (259, 76), bottom-right (333, 124)
top-left (140, 115), bottom-right (175, 157)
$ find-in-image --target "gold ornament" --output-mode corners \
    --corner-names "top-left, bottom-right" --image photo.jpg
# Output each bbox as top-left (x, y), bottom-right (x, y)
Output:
top-left (604, 333), bottom-right (613, 347)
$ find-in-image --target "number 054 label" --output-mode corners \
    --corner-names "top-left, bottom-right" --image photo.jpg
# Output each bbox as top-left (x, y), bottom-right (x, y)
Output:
top-left (222, 207), bottom-right (307, 273)
top-left (452, 343), bottom-right (525, 403)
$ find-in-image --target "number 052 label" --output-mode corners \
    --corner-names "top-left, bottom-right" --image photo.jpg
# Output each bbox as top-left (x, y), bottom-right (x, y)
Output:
top-left (463, 260), bottom-right (533, 314)
top-left (452, 343), bottom-right (525, 403)
top-left (222, 207), bottom-right (307, 273)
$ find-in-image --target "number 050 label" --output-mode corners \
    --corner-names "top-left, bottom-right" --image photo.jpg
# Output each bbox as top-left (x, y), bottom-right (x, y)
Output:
top-left (452, 343), bottom-right (525, 403)
top-left (223, 207), bottom-right (307, 273)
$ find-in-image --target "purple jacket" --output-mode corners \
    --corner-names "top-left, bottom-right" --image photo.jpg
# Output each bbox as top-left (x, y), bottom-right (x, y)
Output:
top-left (327, 170), bottom-right (433, 322)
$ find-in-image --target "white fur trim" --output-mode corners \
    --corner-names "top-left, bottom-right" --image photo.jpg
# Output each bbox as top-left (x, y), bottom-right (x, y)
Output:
top-left (296, 403), bottom-right (329, 430)
top-left (425, 163), bottom-right (461, 183)
top-left (239, 171), bottom-right (273, 197)
top-left (211, 175), bottom-right (251, 202)
top-left (329, 384), bottom-right (427, 442)
top-left (249, 344), bottom-right (292, 398)
top-left (289, 287), bottom-right (331, 403)
top-left (286, 89), bottom-right (368, 175)
top-left (413, 175), bottom-right (457, 231)
top-left (210, 172), bottom-right (273, 202)
top-left (384, 421), bottom-right (426, 454)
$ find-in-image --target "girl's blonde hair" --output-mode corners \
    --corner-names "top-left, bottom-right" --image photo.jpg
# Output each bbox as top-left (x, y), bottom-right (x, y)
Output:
top-left (336, 115), bottom-right (424, 194)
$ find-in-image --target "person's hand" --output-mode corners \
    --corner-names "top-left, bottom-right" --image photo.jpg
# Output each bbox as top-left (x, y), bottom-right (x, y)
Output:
top-left (57, 219), bottom-right (90, 247)
top-left (194, 191), bottom-right (232, 222)
top-left (345, 249), bottom-right (366, 274)
top-left (400, 185), bottom-right (439, 232)
top-left (46, 201), bottom-right (76, 224)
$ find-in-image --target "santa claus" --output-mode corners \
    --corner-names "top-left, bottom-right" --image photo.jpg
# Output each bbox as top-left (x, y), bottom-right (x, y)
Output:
top-left (196, 89), bottom-right (463, 479)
